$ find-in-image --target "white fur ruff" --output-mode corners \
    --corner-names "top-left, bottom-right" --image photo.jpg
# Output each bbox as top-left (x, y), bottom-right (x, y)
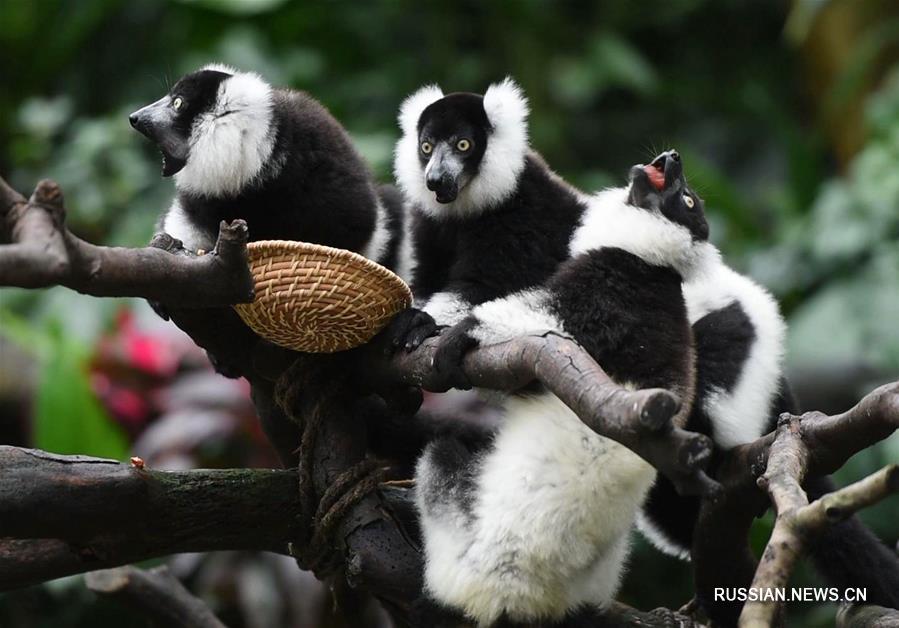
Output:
top-left (468, 289), bottom-right (561, 345)
top-left (394, 77), bottom-right (529, 220)
top-left (635, 510), bottom-right (691, 561)
top-left (684, 263), bottom-right (786, 448)
top-left (417, 393), bottom-right (655, 625)
top-left (422, 292), bottom-right (471, 326)
top-left (393, 205), bottom-right (416, 285)
top-left (362, 198), bottom-right (391, 265)
top-left (162, 199), bottom-right (214, 253)
top-left (571, 187), bottom-right (716, 281)
top-left (176, 69), bottom-right (278, 197)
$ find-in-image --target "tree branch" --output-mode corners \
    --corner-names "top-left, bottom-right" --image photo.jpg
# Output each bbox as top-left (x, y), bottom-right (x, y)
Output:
top-left (690, 381), bottom-right (899, 626)
top-left (0, 176), bottom-right (253, 306)
top-left (836, 603), bottom-right (899, 628)
top-left (367, 332), bottom-right (718, 496)
top-left (85, 565), bottom-right (227, 628)
top-left (0, 447), bottom-right (298, 590)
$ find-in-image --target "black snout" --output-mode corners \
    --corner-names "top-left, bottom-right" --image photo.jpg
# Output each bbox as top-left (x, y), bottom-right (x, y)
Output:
top-left (651, 150), bottom-right (680, 171)
top-left (128, 109), bottom-right (153, 138)
top-left (426, 171), bottom-right (459, 203)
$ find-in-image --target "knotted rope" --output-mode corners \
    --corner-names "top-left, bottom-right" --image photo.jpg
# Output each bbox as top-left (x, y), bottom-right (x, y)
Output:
top-left (275, 358), bottom-right (392, 578)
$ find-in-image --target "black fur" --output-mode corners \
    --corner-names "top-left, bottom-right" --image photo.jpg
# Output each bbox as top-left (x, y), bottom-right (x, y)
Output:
top-left (132, 68), bottom-right (390, 257)
top-left (546, 248), bottom-right (693, 395)
top-left (173, 89), bottom-right (379, 252)
top-left (417, 93), bottom-right (490, 203)
top-left (805, 475), bottom-right (899, 609)
top-left (414, 153), bottom-right (587, 304)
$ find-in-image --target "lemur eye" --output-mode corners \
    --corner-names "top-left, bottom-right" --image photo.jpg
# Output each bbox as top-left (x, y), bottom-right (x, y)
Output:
top-left (421, 142), bottom-right (433, 154)
top-left (172, 97), bottom-right (184, 111)
top-left (683, 194), bottom-right (695, 208)
top-left (457, 139), bottom-right (471, 151)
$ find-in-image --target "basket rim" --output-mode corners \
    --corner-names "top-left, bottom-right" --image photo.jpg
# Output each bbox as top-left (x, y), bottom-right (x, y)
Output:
top-left (244, 239), bottom-right (413, 303)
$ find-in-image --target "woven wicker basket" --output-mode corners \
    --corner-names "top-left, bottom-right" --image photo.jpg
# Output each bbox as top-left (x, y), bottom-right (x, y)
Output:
top-left (233, 240), bottom-right (412, 353)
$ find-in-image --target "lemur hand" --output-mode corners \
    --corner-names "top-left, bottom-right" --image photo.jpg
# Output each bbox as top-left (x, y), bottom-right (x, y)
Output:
top-left (379, 307), bottom-right (439, 354)
top-left (432, 316), bottom-right (479, 391)
top-left (147, 232), bottom-right (189, 321)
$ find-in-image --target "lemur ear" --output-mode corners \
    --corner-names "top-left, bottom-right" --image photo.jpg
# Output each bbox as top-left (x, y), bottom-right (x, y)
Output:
top-left (200, 62), bottom-right (237, 75)
top-left (398, 85), bottom-right (444, 136)
top-left (483, 77), bottom-right (529, 138)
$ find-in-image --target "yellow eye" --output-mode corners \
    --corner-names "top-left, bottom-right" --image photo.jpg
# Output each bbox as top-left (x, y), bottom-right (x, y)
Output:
top-left (172, 97), bottom-right (183, 111)
top-left (421, 142), bottom-right (433, 154)
top-left (683, 194), bottom-right (695, 208)
top-left (457, 139), bottom-right (471, 151)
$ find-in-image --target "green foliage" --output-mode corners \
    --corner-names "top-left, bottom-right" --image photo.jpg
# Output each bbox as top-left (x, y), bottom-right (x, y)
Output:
top-left (1, 311), bottom-right (128, 459)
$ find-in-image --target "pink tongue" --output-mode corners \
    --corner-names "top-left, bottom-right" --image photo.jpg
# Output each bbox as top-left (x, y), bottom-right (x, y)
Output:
top-left (644, 165), bottom-right (665, 191)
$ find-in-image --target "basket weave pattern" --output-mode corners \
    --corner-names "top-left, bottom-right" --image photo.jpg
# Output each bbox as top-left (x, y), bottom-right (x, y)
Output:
top-left (233, 240), bottom-right (412, 353)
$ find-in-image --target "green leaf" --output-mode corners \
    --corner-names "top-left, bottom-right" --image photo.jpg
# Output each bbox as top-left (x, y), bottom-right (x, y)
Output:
top-left (32, 327), bottom-right (129, 459)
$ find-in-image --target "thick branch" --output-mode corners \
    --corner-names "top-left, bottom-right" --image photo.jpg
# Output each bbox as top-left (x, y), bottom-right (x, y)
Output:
top-left (0, 176), bottom-right (253, 306)
top-left (0, 447), bottom-right (298, 590)
top-left (369, 332), bottom-right (718, 496)
top-left (85, 565), bottom-right (227, 628)
top-left (836, 603), bottom-right (899, 627)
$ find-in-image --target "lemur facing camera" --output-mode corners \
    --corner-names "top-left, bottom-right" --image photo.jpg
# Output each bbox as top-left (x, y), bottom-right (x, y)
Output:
top-left (386, 78), bottom-right (591, 355)
top-left (130, 63), bottom-right (404, 271)
top-left (412, 151), bottom-right (702, 627)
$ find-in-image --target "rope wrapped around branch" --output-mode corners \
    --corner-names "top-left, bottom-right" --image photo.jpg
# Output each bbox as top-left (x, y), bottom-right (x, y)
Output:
top-left (274, 359), bottom-right (392, 578)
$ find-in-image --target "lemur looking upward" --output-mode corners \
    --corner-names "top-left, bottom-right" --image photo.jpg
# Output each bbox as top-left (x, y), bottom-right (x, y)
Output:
top-left (386, 78), bottom-right (591, 354)
top-left (413, 151), bottom-right (701, 626)
top-left (632, 174), bottom-right (899, 608)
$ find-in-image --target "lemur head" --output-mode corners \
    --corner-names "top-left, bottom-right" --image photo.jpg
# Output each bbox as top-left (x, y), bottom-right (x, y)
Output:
top-left (129, 64), bottom-right (276, 197)
top-left (395, 78), bottom-right (529, 218)
top-left (572, 149), bottom-right (714, 279)
top-left (627, 150), bottom-right (708, 241)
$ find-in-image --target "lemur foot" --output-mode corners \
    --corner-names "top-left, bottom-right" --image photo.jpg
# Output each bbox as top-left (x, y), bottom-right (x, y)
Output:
top-left (379, 307), bottom-right (439, 354)
top-left (432, 316), bottom-right (479, 391)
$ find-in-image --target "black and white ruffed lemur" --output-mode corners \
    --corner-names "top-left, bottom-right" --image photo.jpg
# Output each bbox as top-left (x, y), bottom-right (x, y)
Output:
top-left (384, 78), bottom-right (592, 355)
top-left (129, 64), bottom-right (408, 380)
top-left (632, 164), bottom-right (899, 609)
top-left (410, 151), bottom-right (702, 626)
top-left (129, 63), bottom-right (406, 273)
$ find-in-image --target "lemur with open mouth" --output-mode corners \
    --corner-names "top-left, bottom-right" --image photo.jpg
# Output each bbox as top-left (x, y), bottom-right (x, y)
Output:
top-left (413, 151), bottom-right (701, 626)
top-left (130, 64), bottom-right (404, 272)
top-left (631, 162), bottom-right (899, 612)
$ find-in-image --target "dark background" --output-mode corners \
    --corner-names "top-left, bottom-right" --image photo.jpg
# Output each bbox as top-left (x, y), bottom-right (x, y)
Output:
top-left (0, 1), bottom-right (897, 626)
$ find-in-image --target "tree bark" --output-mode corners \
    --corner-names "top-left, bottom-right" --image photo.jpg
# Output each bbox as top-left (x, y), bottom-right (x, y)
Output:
top-left (85, 565), bottom-right (227, 628)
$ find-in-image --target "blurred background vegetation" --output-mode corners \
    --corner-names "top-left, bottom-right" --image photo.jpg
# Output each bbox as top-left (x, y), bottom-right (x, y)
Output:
top-left (0, 0), bottom-right (897, 626)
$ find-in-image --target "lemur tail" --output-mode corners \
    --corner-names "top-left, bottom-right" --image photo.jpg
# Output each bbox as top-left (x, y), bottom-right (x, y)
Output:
top-left (805, 474), bottom-right (899, 609)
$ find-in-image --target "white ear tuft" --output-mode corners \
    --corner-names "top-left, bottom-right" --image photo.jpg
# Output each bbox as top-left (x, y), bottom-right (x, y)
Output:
top-left (398, 84), bottom-right (444, 136)
top-left (483, 77), bottom-right (529, 135)
top-left (201, 62), bottom-right (237, 75)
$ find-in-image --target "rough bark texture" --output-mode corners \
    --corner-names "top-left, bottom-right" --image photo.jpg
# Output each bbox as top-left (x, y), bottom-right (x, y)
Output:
top-left (0, 176), bottom-right (253, 305)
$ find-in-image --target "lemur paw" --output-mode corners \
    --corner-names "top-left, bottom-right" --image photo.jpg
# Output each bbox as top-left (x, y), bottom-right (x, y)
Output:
top-left (432, 316), bottom-right (479, 391)
top-left (379, 307), bottom-right (439, 354)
